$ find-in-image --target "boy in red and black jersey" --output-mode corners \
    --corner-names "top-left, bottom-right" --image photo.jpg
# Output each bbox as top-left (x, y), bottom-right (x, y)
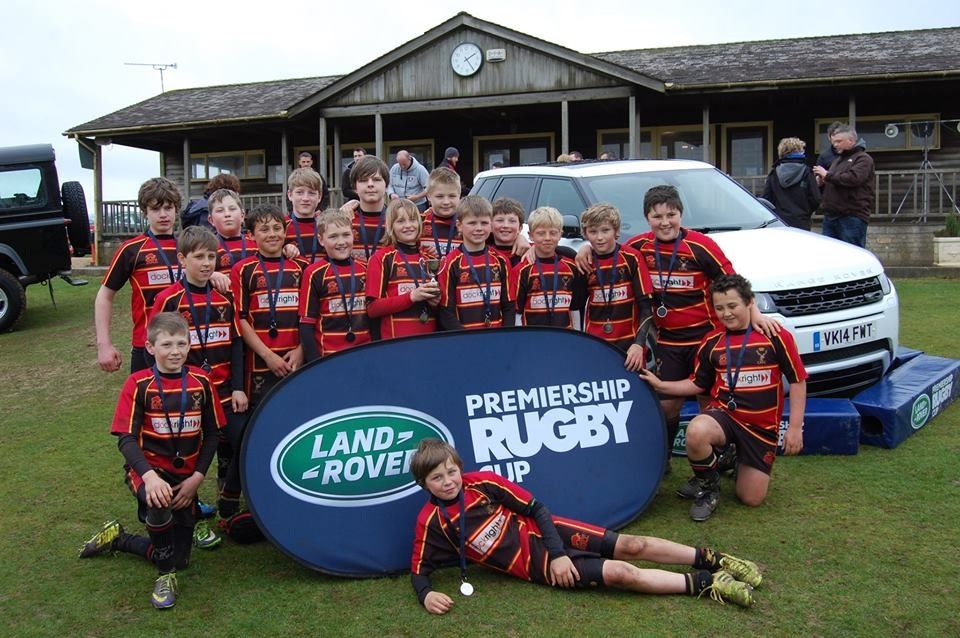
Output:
top-left (366, 199), bottom-right (441, 339)
top-left (79, 313), bottom-right (224, 609)
top-left (340, 156), bottom-right (390, 262)
top-left (579, 204), bottom-right (653, 371)
top-left (641, 274), bottom-right (806, 522)
top-left (437, 196), bottom-right (515, 330)
top-left (300, 208), bottom-right (372, 360)
top-left (207, 188), bottom-right (257, 282)
top-left (420, 167), bottom-right (463, 259)
top-left (408, 439), bottom-right (760, 615)
top-left (231, 204), bottom-right (308, 407)
top-left (285, 168), bottom-right (325, 264)
top-left (96, 177), bottom-right (182, 373)
top-left (512, 206), bottom-right (585, 329)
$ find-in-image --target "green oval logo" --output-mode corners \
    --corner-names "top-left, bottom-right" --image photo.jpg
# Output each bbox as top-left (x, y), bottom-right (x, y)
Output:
top-left (270, 406), bottom-right (453, 507)
top-left (910, 394), bottom-right (931, 430)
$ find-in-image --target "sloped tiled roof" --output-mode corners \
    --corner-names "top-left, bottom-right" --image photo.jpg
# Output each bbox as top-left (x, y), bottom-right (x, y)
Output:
top-left (66, 75), bottom-right (340, 134)
top-left (592, 27), bottom-right (960, 87)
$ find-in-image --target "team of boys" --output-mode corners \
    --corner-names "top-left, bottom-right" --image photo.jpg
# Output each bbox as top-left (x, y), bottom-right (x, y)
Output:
top-left (80, 155), bottom-right (808, 612)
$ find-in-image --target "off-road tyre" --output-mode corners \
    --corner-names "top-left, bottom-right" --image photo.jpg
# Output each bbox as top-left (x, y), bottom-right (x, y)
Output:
top-left (0, 268), bottom-right (26, 332)
top-left (62, 181), bottom-right (91, 257)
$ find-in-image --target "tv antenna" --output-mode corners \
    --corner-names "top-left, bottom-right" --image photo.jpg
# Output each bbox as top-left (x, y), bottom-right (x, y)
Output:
top-left (124, 62), bottom-right (177, 92)
top-left (888, 119), bottom-right (960, 222)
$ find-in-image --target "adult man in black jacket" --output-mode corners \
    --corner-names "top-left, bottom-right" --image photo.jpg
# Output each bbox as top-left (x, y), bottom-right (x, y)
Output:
top-left (813, 125), bottom-right (875, 248)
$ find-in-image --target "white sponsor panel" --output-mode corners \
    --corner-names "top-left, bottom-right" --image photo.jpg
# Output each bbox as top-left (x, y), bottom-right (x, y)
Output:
top-left (591, 284), bottom-right (630, 303)
top-left (257, 292), bottom-right (299, 308)
top-left (150, 415), bottom-right (202, 434)
top-left (397, 283), bottom-right (416, 295)
top-left (328, 297), bottom-right (368, 313)
top-left (651, 275), bottom-right (695, 290)
top-left (147, 270), bottom-right (173, 286)
top-left (468, 512), bottom-right (507, 555)
top-left (735, 369), bottom-right (772, 388)
top-left (529, 293), bottom-right (572, 309)
top-left (460, 286), bottom-right (503, 304)
top-left (190, 326), bottom-right (231, 346)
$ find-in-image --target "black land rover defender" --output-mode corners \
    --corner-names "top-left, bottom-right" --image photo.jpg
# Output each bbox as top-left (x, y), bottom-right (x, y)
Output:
top-left (0, 144), bottom-right (90, 331)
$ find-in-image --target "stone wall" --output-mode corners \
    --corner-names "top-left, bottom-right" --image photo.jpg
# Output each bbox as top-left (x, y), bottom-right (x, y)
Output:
top-left (811, 222), bottom-right (940, 267)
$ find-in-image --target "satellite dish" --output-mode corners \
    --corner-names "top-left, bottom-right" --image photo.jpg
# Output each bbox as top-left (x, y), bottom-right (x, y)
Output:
top-left (884, 124), bottom-right (900, 139)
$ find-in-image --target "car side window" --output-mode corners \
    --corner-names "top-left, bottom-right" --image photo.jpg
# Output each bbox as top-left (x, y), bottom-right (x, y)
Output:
top-left (535, 178), bottom-right (585, 215)
top-left (0, 168), bottom-right (45, 211)
top-left (473, 177), bottom-right (497, 201)
top-left (493, 177), bottom-right (537, 212)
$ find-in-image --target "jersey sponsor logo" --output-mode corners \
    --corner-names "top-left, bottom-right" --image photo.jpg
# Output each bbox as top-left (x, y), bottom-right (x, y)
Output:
top-left (147, 269), bottom-right (173, 286)
top-left (189, 326), bottom-right (231, 346)
top-left (591, 284), bottom-right (629, 304)
top-left (650, 275), bottom-right (695, 290)
top-left (910, 393), bottom-right (931, 430)
top-left (256, 292), bottom-right (299, 308)
top-left (150, 415), bottom-right (202, 434)
top-left (735, 369), bottom-right (772, 388)
top-left (528, 293), bottom-right (572, 309)
top-left (460, 287), bottom-right (502, 304)
top-left (271, 406), bottom-right (454, 507)
top-left (328, 297), bottom-right (367, 313)
top-left (468, 512), bottom-right (507, 555)
top-left (397, 282), bottom-right (416, 295)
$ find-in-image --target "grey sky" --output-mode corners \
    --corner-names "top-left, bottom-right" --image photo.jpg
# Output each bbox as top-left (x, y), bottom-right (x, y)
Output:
top-left (2, 0), bottom-right (957, 208)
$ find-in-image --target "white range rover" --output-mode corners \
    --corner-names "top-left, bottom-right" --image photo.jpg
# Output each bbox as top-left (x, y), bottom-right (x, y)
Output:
top-left (470, 159), bottom-right (899, 396)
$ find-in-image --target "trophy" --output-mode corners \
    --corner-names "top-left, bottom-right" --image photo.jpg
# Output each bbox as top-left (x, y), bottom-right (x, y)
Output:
top-left (424, 258), bottom-right (440, 282)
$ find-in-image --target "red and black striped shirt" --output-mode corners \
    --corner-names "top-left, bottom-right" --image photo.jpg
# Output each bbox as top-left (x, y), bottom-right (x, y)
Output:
top-left (438, 246), bottom-right (514, 330)
top-left (300, 258), bottom-right (372, 356)
top-left (366, 243), bottom-right (437, 339)
top-left (352, 208), bottom-right (387, 262)
top-left (583, 245), bottom-right (653, 350)
top-left (512, 254), bottom-right (585, 328)
top-left (285, 215), bottom-right (325, 264)
top-left (216, 233), bottom-right (258, 273)
top-left (420, 210), bottom-right (462, 258)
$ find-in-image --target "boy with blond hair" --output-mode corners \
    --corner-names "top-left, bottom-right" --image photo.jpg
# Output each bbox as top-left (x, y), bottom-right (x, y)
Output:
top-left (208, 188), bottom-right (257, 281)
top-left (420, 167), bottom-right (463, 259)
top-left (285, 168), bottom-right (324, 264)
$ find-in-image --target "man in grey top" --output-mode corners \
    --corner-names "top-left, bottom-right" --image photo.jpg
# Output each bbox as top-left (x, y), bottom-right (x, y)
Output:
top-left (388, 150), bottom-right (430, 212)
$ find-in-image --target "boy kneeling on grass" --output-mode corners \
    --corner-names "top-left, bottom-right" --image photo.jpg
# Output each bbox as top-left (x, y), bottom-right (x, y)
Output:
top-left (409, 439), bottom-right (760, 614)
top-left (79, 312), bottom-right (225, 609)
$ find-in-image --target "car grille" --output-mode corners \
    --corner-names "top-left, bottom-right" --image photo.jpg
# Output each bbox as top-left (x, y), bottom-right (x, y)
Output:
top-left (770, 277), bottom-right (884, 317)
top-left (801, 339), bottom-right (891, 396)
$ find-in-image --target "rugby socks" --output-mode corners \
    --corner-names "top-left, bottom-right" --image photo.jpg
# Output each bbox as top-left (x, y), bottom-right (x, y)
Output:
top-left (689, 451), bottom-right (719, 483)
top-left (685, 570), bottom-right (713, 596)
top-left (218, 489), bottom-right (241, 519)
top-left (146, 516), bottom-right (175, 573)
top-left (693, 547), bottom-right (722, 571)
top-left (173, 525), bottom-right (194, 570)
top-left (116, 532), bottom-right (151, 559)
top-left (665, 416), bottom-right (680, 459)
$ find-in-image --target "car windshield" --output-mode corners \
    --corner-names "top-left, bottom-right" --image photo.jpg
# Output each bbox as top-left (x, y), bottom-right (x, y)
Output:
top-left (580, 168), bottom-right (781, 239)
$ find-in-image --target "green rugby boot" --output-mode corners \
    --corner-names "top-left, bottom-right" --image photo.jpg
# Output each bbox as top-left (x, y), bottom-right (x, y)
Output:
top-left (78, 520), bottom-right (123, 558)
top-left (193, 520), bottom-right (222, 549)
top-left (704, 570), bottom-right (754, 608)
top-left (719, 553), bottom-right (763, 588)
top-left (151, 572), bottom-right (178, 609)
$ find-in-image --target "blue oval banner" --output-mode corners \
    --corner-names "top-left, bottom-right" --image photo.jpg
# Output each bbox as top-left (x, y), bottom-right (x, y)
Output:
top-left (242, 327), bottom-right (665, 576)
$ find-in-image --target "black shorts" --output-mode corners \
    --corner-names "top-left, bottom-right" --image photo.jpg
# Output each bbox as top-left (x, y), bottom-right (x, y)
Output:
top-left (703, 408), bottom-right (777, 475)
top-left (551, 516), bottom-right (619, 588)
top-left (125, 468), bottom-right (198, 528)
top-left (654, 342), bottom-right (698, 384)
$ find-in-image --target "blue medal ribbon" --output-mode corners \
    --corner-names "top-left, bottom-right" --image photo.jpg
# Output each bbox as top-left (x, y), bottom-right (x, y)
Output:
top-left (331, 258), bottom-right (358, 337)
top-left (359, 209), bottom-right (386, 260)
top-left (462, 246), bottom-right (493, 322)
top-left (146, 229), bottom-right (180, 285)
top-left (151, 365), bottom-right (188, 462)
top-left (292, 216), bottom-right (319, 262)
top-left (437, 489), bottom-right (469, 588)
top-left (724, 323), bottom-right (754, 410)
top-left (534, 255), bottom-right (560, 319)
top-left (182, 281), bottom-right (212, 370)
top-left (653, 236), bottom-right (681, 314)
top-left (218, 234), bottom-right (247, 268)
top-left (592, 246), bottom-right (620, 321)
top-left (431, 215), bottom-right (457, 257)
top-left (256, 254), bottom-right (286, 336)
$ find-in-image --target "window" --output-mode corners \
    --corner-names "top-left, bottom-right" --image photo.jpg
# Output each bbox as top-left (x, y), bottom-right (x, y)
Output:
top-left (0, 167), bottom-right (45, 210)
top-left (492, 177), bottom-right (538, 212)
top-left (598, 128), bottom-right (704, 161)
top-left (536, 178), bottom-right (585, 216)
top-left (659, 130), bottom-right (703, 160)
top-left (814, 114), bottom-right (941, 153)
top-left (597, 129), bottom-right (652, 159)
top-left (385, 141), bottom-right (435, 171)
top-left (190, 150), bottom-right (266, 181)
top-left (722, 123), bottom-right (772, 176)
top-left (475, 133), bottom-right (554, 173)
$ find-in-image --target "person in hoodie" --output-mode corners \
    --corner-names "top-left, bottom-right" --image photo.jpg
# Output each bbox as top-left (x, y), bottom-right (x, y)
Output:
top-left (812, 124), bottom-right (875, 248)
top-left (389, 150), bottom-right (431, 212)
top-left (762, 137), bottom-right (821, 231)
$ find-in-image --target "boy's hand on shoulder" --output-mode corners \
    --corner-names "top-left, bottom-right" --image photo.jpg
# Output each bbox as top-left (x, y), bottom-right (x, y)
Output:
top-left (751, 312), bottom-right (781, 337)
top-left (97, 343), bottom-right (122, 372)
top-left (282, 242), bottom-right (301, 259)
top-left (142, 470), bottom-right (173, 509)
top-left (624, 344), bottom-right (645, 372)
top-left (511, 234), bottom-right (530, 256)
top-left (423, 591), bottom-right (454, 615)
top-left (171, 472), bottom-right (204, 510)
top-left (421, 244), bottom-right (438, 260)
top-left (549, 555), bottom-right (580, 588)
top-left (340, 199), bottom-right (360, 215)
top-left (232, 390), bottom-right (249, 413)
top-left (210, 271), bottom-right (231, 294)
top-left (574, 244), bottom-right (594, 274)
top-left (520, 245), bottom-right (536, 265)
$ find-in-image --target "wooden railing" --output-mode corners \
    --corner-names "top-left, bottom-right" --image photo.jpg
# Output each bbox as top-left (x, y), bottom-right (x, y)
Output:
top-left (732, 167), bottom-right (960, 223)
top-left (99, 193), bottom-right (284, 238)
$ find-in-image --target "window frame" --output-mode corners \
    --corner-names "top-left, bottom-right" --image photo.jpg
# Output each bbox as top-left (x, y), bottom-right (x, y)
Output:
top-left (813, 113), bottom-right (941, 154)
top-left (719, 121), bottom-right (774, 176)
top-left (190, 149), bottom-right (266, 182)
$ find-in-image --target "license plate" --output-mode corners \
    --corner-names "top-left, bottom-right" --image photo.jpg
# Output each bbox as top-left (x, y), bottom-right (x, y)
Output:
top-left (812, 321), bottom-right (877, 352)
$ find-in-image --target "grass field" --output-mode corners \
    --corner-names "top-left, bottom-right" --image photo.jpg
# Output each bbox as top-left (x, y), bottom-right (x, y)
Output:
top-left (1, 279), bottom-right (958, 637)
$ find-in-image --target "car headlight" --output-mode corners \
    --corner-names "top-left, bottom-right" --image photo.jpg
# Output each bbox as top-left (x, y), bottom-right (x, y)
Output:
top-left (754, 292), bottom-right (777, 313)
top-left (878, 273), bottom-right (892, 295)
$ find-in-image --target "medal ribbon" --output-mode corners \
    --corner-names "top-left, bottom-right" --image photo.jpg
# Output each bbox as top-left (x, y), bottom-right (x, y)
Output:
top-left (151, 365), bottom-right (188, 460)
top-left (395, 245), bottom-right (424, 288)
top-left (359, 209), bottom-right (386, 260)
top-left (292, 216), bottom-right (319, 262)
top-left (431, 215), bottom-right (457, 257)
top-left (218, 234), bottom-right (247, 268)
top-left (534, 255), bottom-right (560, 318)
top-left (592, 246), bottom-right (620, 320)
top-left (256, 254), bottom-right (285, 334)
top-left (437, 489), bottom-right (469, 586)
top-left (331, 258), bottom-right (358, 334)
top-left (724, 324), bottom-right (754, 408)
top-left (146, 230), bottom-right (180, 284)
top-left (653, 236), bottom-right (681, 311)
top-left (462, 246), bottom-right (493, 321)
top-left (182, 282), bottom-right (212, 367)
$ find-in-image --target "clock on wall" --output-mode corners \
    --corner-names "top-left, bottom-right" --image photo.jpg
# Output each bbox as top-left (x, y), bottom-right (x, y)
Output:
top-left (450, 42), bottom-right (483, 77)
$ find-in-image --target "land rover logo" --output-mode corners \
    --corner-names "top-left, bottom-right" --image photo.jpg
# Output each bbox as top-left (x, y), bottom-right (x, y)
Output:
top-left (910, 394), bottom-right (931, 430)
top-left (270, 406), bottom-right (453, 507)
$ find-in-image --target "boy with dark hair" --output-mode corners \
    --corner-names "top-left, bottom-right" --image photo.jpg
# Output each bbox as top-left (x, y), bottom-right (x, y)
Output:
top-left (96, 176), bottom-right (183, 373)
top-left (420, 167), bottom-right (463, 259)
top-left (488, 196), bottom-right (525, 267)
top-left (437, 196), bottom-right (515, 330)
top-left (299, 208), bottom-right (372, 361)
top-left (640, 274), bottom-right (807, 521)
top-left (343, 155), bottom-right (391, 261)
top-left (150, 226), bottom-right (248, 547)
top-left (579, 203), bottom-right (653, 372)
top-left (511, 206), bottom-right (585, 328)
top-left (285, 168), bottom-right (324, 264)
top-left (79, 312), bottom-right (224, 609)
top-left (231, 204), bottom-right (308, 406)
top-left (409, 439), bottom-right (760, 615)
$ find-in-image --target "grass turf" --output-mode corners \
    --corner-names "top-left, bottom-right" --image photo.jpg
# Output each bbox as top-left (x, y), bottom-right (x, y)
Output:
top-left (0, 279), bottom-right (957, 637)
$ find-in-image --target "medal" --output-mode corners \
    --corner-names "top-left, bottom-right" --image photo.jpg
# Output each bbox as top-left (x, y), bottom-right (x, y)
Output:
top-left (201, 360), bottom-right (211, 373)
top-left (484, 316), bottom-right (492, 327)
top-left (419, 308), bottom-right (430, 323)
top-left (460, 581), bottom-right (474, 597)
top-left (723, 324), bottom-right (753, 418)
top-left (172, 456), bottom-right (185, 469)
top-left (346, 330), bottom-right (356, 343)
top-left (602, 321), bottom-right (613, 334)
top-left (268, 323), bottom-right (278, 339)
top-left (727, 398), bottom-right (737, 411)
top-left (656, 305), bottom-right (668, 318)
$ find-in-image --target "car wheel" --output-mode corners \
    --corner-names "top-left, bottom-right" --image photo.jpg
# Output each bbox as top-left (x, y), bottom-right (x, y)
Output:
top-left (62, 181), bottom-right (92, 257)
top-left (0, 268), bottom-right (27, 332)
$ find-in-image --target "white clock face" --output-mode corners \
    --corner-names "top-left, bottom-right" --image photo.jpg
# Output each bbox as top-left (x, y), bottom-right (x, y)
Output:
top-left (451, 43), bottom-right (483, 77)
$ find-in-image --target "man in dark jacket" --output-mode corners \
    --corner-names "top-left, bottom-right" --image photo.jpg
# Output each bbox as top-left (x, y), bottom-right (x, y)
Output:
top-left (762, 137), bottom-right (820, 230)
top-left (341, 148), bottom-right (366, 202)
top-left (813, 125), bottom-right (874, 248)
